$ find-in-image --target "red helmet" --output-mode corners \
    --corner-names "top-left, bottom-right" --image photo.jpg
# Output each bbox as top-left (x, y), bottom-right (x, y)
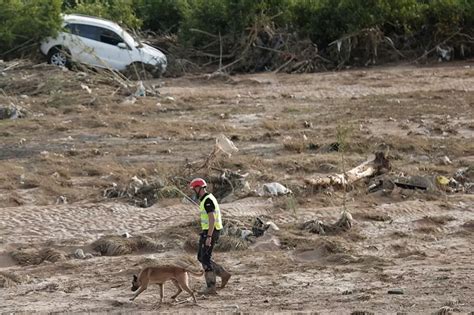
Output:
top-left (190, 178), bottom-right (207, 189)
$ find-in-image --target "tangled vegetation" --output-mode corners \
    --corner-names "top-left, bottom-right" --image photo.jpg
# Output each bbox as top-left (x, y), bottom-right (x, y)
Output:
top-left (1, 0), bottom-right (473, 69)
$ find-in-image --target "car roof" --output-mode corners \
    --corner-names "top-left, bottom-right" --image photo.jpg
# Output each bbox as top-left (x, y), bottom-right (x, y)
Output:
top-left (63, 14), bottom-right (124, 33)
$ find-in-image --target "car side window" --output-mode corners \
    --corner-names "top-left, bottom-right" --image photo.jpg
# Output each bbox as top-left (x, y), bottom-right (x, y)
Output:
top-left (68, 23), bottom-right (100, 41)
top-left (99, 28), bottom-right (124, 46)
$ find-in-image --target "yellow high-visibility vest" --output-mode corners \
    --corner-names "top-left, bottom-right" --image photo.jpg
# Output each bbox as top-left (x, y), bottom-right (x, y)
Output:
top-left (199, 194), bottom-right (223, 231)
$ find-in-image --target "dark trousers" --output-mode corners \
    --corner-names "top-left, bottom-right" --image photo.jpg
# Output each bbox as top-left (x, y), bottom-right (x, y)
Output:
top-left (197, 229), bottom-right (220, 271)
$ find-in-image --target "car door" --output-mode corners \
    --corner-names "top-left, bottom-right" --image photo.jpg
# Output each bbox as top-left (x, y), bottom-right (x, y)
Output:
top-left (66, 23), bottom-right (103, 67)
top-left (96, 27), bottom-right (135, 70)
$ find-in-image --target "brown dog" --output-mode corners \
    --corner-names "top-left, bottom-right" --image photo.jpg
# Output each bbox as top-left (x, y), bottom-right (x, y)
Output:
top-left (130, 265), bottom-right (203, 304)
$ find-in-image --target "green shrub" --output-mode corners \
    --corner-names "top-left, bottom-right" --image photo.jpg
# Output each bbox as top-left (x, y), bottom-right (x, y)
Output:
top-left (65, 0), bottom-right (142, 29)
top-left (179, 0), bottom-right (292, 47)
top-left (422, 0), bottom-right (469, 38)
top-left (132, 0), bottom-right (186, 34)
top-left (0, 0), bottom-right (62, 56)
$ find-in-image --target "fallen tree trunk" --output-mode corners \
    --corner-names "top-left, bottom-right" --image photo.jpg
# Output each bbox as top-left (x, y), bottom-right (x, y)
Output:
top-left (305, 151), bottom-right (390, 189)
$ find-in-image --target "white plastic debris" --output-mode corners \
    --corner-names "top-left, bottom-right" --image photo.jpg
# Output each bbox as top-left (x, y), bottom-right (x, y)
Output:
top-left (56, 196), bottom-right (68, 204)
top-left (436, 45), bottom-right (453, 61)
top-left (134, 81), bottom-right (146, 97)
top-left (163, 96), bottom-right (175, 103)
top-left (216, 134), bottom-right (239, 157)
top-left (131, 176), bottom-right (144, 186)
top-left (80, 84), bottom-right (92, 94)
top-left (265, 221), bottom-right (280, 232)
top-left (261, 182), bottom-right (292, 196)
top-left (74, 249), bottom-right (86, 259)
top-left (441, 155), bottom-right (452, 165)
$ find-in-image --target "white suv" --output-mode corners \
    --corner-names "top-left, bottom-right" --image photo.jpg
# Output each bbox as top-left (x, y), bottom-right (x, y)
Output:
top-left (40, 14), bottom-right (167, 77)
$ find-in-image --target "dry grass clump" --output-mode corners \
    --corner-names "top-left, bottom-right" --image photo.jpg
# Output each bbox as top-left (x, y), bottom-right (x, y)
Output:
top-left (91, 235), bottom-right (164, 256)
top-left (355, 213), bottom-right (392, 222)
top-left (422, 215), bottom-right (456, 225)
top-left (215, 235), bottom-right (249, 251)
top-left (0, 271), bottom-right (22, 288)
top-left (10, 247), bottom-right (66, 266)
top-left (461, 220), bottom-right (474, 232)
top-left (183, 235), bottom-right (249, 252)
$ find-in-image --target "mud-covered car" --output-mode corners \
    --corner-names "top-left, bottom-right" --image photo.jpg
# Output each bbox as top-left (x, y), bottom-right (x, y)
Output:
top-left (40, 14), bottom-right (167, 77)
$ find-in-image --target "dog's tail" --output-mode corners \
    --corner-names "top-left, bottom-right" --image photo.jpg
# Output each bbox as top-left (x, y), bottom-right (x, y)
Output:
top-left (186, 269), bottom-right (204, 277)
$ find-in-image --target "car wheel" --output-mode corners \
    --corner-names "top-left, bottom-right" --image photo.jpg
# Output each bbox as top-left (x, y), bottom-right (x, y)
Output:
top-left (47, 47), bottom-right (71, 68)
top-left (150, 63), bottom-right (164, 78)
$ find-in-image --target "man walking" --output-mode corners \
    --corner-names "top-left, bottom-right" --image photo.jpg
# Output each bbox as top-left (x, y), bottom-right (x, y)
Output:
top-left (190, 178), bottom-right (231, 294)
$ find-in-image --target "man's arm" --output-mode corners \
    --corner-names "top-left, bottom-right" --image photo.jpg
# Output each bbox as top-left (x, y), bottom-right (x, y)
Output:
top-left (204, 197), bottom-right (216, 237)
top-left (207, 215), bottom-right (215, 237)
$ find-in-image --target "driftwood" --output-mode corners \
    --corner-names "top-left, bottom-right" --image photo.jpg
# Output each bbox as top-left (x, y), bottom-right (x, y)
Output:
top-left (305, 151), bottom-right (390, 189)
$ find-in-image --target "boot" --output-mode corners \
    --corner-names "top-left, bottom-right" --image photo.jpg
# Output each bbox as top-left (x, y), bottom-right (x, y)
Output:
top-left (199, 271), bottom-right (217, 295)
top-left (213, 263), bottom-right (231, 289)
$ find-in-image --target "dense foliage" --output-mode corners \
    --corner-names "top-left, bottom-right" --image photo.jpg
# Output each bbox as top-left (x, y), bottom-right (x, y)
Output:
top-left (1, 0), bottom-right (472, 61)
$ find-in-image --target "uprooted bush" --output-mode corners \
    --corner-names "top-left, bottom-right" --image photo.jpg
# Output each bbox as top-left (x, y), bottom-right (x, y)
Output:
top-left (10, 247), bottom-right (67, 266)
top-left (91, 235), bottom-right (164, 256)
top-left (299, 211), bottom-right (353, 235)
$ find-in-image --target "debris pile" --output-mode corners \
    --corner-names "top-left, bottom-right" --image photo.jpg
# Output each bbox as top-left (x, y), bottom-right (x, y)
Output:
top-left (369, 167), bottom-right (473, 194)
top-left (0, 104), bottom-right (26, 120)
top-left (208, 169), bottom-right (249, 201)
top-left (183, 217), bottom-right (280, 252)
top-left (10, 247), bottom-right (67, 266)
top-left (300, 211), bottom-right (353, 235)
top-left (0, 271), bottom-right (22, 288)
top-left (103, 175), bottom-right (165, 207)
top-left (305, 151), bottom-right (390, 190)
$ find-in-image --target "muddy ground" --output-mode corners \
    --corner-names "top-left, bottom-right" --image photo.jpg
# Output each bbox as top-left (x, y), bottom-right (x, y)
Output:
top-left (0, 60), bottom-right (473, 314)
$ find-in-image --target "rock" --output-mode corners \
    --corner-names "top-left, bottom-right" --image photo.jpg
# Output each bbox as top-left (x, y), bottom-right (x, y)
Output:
top-left (387, 288), bottom-right (404, 295)
top-left (74, 249), bottom-right (86, 259)
top-left (84, 253), bottom-right (94, 259)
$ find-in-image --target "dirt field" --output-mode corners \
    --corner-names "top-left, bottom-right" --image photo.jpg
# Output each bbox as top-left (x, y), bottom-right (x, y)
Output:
top-left (1, 60), bottom-right (473, 314)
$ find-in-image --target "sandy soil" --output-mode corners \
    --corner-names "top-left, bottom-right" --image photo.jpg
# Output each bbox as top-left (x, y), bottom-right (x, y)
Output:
top-left (0, 61), bottom-right (473, 314)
